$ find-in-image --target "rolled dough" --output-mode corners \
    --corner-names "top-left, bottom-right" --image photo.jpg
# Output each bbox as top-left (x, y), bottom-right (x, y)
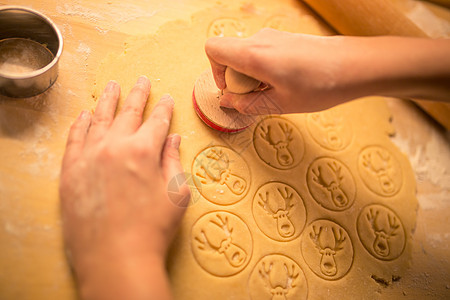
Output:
top-left (94, 3), bottom-right (417, 299)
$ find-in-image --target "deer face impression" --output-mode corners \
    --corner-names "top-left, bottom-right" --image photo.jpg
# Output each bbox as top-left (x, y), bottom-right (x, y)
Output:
top-left (362, 150), bottom-right (395, 194)
top-left (195, 148), bottom-right (246, 195)
top-left (311, 113), bottom-right (343, 149)
top-left (258, 187), bottom-right (295, 238)
top-left (259, 261), bottom-right (300, 300)
top-left (208, 18), bottom-right (245, 38)
top-left (260, 123), bottom-right (294, 166)
top-left (195, 214), bottom-right (247, 268)
top-left (312, 161), bottom-right (348, 208)
top-left (366, 209), bottom-right (399, 257)
top-left (309, 226), bottom-right (346, 276)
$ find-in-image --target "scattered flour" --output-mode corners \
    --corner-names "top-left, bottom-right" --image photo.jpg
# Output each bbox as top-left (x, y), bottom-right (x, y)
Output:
top-left (56, 3), bottom-right (103, 23)
top-left (61, 23), bottom-right (74, 38)
top-left (391, 129), bottom-right (449, 186)
top-left (4, 222), bottom-right (25, 236)
top-left (76, 42), bottom-right (91, 62)
top-left (56, 1), bottom-right (161, 26)
top-left (427, 232), bottom-right (450, 249)
top-left (391, 128), bottom-right (449, 210)
top-left (95, 26), bottom-right (110, 35)
top-left (19, 124), bottom-right (60, 180)
top-left (66, 89), bottom-right (79, 97)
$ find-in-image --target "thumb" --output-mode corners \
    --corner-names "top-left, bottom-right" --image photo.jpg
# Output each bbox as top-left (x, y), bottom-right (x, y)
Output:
top-left (161, 134), bottom-right (191, 208)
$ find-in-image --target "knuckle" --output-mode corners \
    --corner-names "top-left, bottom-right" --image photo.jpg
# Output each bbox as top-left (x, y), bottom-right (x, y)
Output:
top-left (131, 84), bottom-right (149, 99)
top-left (205, 37), bottom-right (222, 56)
top-left (133, 142), bottom-right (153, 158)
top-left (94, 142), bottom-right (119, 161)
top-left (241, 44), bottom-right (261, 71)
top-left (165, 147), bottom-right (180, 161)
top-left (121, 104), bottom-right (143, 118)
top-left (91, 115), bottom-right (111, 128)
top-left (150, 111), bottom-right (170, 126)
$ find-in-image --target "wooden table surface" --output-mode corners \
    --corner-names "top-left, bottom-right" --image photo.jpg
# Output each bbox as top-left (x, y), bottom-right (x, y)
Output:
top-left (0, 0), bottom-right (449, 299)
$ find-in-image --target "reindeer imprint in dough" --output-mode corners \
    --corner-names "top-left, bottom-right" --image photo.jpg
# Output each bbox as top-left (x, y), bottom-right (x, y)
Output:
top-left (192, 211), bottom-right (253, 277)
top-left (207, 18), bottom-right (246, 38)
top-left (357, 204), bottom-right (406, 261)
top-left (301, 220), bottom-right (353, 280)
top-left (253, 116), bottom-right (304, 170)
top-left (358, 146), bottom-right (403, 197)
top-left (248, 254), bottom-right (308, 300)
top-left (253, 182), bottom-right (306, 242)
top-left (192, 146), bottom-right (251, 205)
top-left (306, 109), bottom-right (352, 151)
top-left (264, 15), bottom-right (297, 32)
top-left (306, 157), bottom-right (356, 211)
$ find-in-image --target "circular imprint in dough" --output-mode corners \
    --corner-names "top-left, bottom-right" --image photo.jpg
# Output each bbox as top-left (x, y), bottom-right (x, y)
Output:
top-left (207, 18), bottom-right (246, 38)
top-left (191, 211), bottom-right (253, 277)
top-left (252, 182), bottom-right (306, 242)
top-left (253, 116), bottom-right (304, 170)
top-left (248, 254), bottom-right (308, 300)
top-left (306, 109), bottom-right (352, 151)
top-left (306, 157), bottom-right (356, 211)
top-left (357, 204), bottom-right (406, 261)
top-left (192, 145), bottom-right (251, 205)
top-left (301, 219), bottom-right (353, 280)
top-left (358, 146), bottom-right (403, 197)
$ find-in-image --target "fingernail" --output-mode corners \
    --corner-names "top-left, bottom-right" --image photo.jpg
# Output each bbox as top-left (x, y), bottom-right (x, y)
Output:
top-left (160, 94), bottom-right (174, 104)
top-left (169, 134), bottom-right (181, 149)
top-left (105, 80), bottom-right (117, 92)
top-left (137, 75), bottom-right (151, 90)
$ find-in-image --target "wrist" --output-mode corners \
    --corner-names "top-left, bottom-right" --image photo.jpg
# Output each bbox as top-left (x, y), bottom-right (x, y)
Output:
top-left (76, 248), bottom-right (170, 300)
top-left (346, 36), bottom-right (450, 102)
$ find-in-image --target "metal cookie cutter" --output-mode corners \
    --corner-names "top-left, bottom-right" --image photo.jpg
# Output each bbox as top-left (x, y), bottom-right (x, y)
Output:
top-left (0, 6), bottom-right (63, 98)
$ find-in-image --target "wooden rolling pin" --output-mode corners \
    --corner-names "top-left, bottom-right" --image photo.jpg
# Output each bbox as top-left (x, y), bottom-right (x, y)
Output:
top-left (421, 0), bottom-right (450, 9)
top-left (303, 0), bottom-right (450, 130)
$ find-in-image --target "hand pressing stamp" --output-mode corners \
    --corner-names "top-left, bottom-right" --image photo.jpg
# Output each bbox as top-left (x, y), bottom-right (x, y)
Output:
top-left (192, 67), bottom-right (260, 133)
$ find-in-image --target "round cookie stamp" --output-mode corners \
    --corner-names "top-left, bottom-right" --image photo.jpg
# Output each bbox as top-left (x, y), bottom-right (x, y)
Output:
top-left (207, 18), bottom-right (246, 38)
top-left (253, 116), bottom-right (305, 170)
top-left (248, 254), bottom-right (308, 300)
top-left (192, 145), bottom-right (251, 205)
top-left (306, 109), bottom-right (352, 151)
top-left (193, 70), bottom-right (255, 133)
top-left (301, 219), bottom-right (353, 280)
top-left (252, 182), bottom-right (306, 242)
top-left (358, 145), bottom-right (403, 197)
top-left (357, 204), bottom-right (406, 261)
top-left (306, 157), bottom-right (356, 211)
top-left (191, 211), bottom-right (252, 277)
